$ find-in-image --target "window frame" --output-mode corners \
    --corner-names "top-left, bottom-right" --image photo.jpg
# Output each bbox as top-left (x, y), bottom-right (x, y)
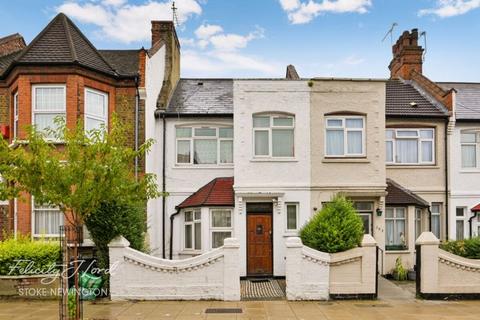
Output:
top-left (252, 114), bottom-right (295, 158)
top-left (325, 116), bottom-right (366, 158)
top-left (209, 208), bottom-right (233, 249)
top-left (415, 208), bottom-right (422, 240)
top-left (431, 203), bottom-right (442, 239)
top-left (183, 209), bottom-right (202, 251)
top-left (84, 87), bottom-right (108, 133)
top-left (13, 92), bottom-right (18, 140)
top-left (385, 207), bottom-right (408, 250)
top-left (31, 84), bottom-right (67, 141)
top-left (354, 201), bottom-right (374, 235)
top-left (386, 128), bottom-right (435, 165)
top-left (455, 207), bottom-right (467, 240)
top-left (31, 198), bottom-right (64, 238)
top-left (460, 130), bottom-right (480, 169)
top-left (175, 125), bottom-right (233, 166)
top-left (285, 202), bottom-right (299, 231)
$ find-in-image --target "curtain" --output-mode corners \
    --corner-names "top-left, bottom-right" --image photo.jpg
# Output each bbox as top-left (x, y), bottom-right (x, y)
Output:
top-left (85, 91), bottom-right (106, 117)
top-left (386, 220), bottom-right (394, 245)
top-left (194, 222), bottom-right (201, 250)
top-left (272, 129), bottom-right (294, 157)
top-left (462, 145), bottom-right (476, 168)
top-left (254, 131), bottom-right (269, 155)
top-left (386, 141), bottom-right (393, 162)
top-left (456, 220), bottom-right (464, 240)
top-left (212, 210), bottom-right (231, 228)
top-left (326, 129), bottom-right (344, 155)
top-left (184, 224), bottom-right (192, 248)
top-left (431, 215), bottom-right (440, 238)
top-left (396, 220), bottom-right (406, 245)
top-left (35, 87), bottom-right (64, 110)
top-left (396, 139), bottom-right (418, 163)
top-left (34, 209), bottom-right (63, 235)
top-left (177, 140), bottom-right (191, 163)
top-left (347, 131), bottom-right (362, 154)
top-left (220, 141), bottom-right (233, 163)
top-left (212, 232), bottom-right (231, 248)
top-left (194, 139), bottom-right (217, 164)
top-left (287, 205), bottom-right (297, 230)
top-left (421, 141), bottom-right (433, 162)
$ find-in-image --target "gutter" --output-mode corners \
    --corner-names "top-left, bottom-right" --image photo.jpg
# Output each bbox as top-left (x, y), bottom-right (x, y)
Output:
top-left (169, 209), bottom-right (180, 260)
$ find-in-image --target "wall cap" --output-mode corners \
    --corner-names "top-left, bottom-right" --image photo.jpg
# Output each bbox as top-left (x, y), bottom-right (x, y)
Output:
top-left (108, 236), bottom-right (131, 248)
top-left (361, 234), bottom-right (377, 247)
top-left (415, 232), bottom-right (440, 245)
top-left (223, 237), bottom-right (240, 248)
top-left (286, 237), bottom-right (303, 248)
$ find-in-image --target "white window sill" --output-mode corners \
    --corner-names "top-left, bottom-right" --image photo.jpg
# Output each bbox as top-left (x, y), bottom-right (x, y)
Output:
top-left (173, 165), bottom-right (234, 170)
top-left (322, 158), bottom-right (369, 163)
top-left (387, 165), bottom-right (439, 169)
top-left (250, 158), bottom-right (298, 163)
top-left (283, 231), bottom-right (299, 237)
top-left (179, 250), bottom-right (203, 256)
top-left (460, 169), bottom-right (480, 173)
top-left (385, 249), bottom-right (411, 254)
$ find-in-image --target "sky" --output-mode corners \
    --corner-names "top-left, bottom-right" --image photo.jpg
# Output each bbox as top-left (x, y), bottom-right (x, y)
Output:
top-left (0, 0), bottom-right (479, 81)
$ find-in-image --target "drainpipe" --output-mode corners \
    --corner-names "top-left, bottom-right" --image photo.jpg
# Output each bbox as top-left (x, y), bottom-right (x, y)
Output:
top-left (169, 209), bottom-right (180, 260)
top-left (161, 113), bottom-right (167, 259)
top-left (444, 119), bottom-right (449, 240)
top-left (134, 76), bottom-right (140, 180)
top-left (469, 212), bottom-right (478, 239)
top-left (427, 206), bottom-right (432, 232)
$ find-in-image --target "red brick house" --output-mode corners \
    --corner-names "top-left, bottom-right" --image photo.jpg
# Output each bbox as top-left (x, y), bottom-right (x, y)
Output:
top-left (0, 13), bottom-right (147, 240)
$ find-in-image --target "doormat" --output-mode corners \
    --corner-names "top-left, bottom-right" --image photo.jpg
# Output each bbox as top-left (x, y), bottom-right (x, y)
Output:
top-left (205, 308), bottom-right (243, 314)
top-left (241, 279), bottom-right (286, 300)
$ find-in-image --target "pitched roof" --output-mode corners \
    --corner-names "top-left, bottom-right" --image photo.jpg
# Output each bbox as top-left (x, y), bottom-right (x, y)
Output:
top-left (438, 82), bottom-right (480, 120)
top-left (471, 203), bottom-right (480, 212)
top-left (166, 79), bottom-right (233, 115)
top-left (386, 79), bottom-right (448, 117)
top-left (176, 177), bottom-right (234, 209)
top-left (386, 179), bottom-right (429, 207)
top-left (99, 50), bottom-right (140, 77)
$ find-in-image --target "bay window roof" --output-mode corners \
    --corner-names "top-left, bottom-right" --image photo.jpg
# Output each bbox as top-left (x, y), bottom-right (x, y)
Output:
top-left (386, 179), bottom-right (429, 207)
top-left (176, 177), bottom-right (234, 209)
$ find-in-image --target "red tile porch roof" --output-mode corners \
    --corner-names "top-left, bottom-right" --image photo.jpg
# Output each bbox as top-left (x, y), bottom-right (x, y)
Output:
top-left (176, 177), bottom-right (234, 209)
top-left (471, 203), bottom-right (480, 212)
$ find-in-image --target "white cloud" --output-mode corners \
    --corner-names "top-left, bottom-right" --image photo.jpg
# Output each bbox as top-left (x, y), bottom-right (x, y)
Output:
top-left (194, 24), bottom-right (223, 39)
top-left (56, 0), bottom-right (202, 43)
top-left (419, 0), bottom-right (480, 17)
top-left (279, 0), bottom-right (372, 24)
top-left (209, 28), bottom-right (264, 51)
top-left (343, 54), bottom-right (364, 65)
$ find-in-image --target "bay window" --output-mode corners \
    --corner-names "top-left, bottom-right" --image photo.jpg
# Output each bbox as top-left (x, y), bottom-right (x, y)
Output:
top-left (431, 203), bottom-right (442, 239)
top-left (33, 201), bottom-right (64, 237)
top-left (85, 88), bottom-right (108, 133)
top-left (32, 85), bottom-right (66, 139)
top-left (386, 128), bottom-right (435, 165)
top-left (386, 207), bottom-right (407, 250)
top-left (176, 126), bottom-right (233, 165)
top-left (184, 209), bottom-right (201, 250)
top-left (253, 115), bottom-right (294, 157)
top-left (461, 131), bottom-right (479, 168)
top-left (286, 203), bottom-right (298, 231)
top-left (210, 209), bottom-right (233, 248)
top-left (325, 116), bottom-right (365, 157)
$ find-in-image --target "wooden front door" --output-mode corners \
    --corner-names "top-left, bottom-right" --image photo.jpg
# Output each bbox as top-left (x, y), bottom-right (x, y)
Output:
top-left (247, 214), bottom-right (273, 276)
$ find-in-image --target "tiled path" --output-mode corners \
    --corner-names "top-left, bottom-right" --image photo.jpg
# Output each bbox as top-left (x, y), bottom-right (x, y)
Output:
top-left (241, 279), bottom-right (286, 300)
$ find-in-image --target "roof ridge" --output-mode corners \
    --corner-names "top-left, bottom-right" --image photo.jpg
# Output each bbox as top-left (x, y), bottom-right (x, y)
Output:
top-left (0, 33), bottom-right (23, 44)
top-left (406, 78), bottom-right (449, 116)
top-left (62, 14), bottom-right (78, 62)
top-left (202, 178), bottom-right (219, 206)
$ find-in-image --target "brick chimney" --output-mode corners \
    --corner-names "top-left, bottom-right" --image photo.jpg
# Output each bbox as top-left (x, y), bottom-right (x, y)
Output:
top-left (389, 29), bottom-right (423, 80)
top-left (151, 21), bottom-right (180, 109)
top-left (0, 33), bottom-right (26, 57)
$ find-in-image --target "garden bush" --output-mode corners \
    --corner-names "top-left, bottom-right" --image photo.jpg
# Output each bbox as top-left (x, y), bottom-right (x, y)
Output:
top-left (440, 237), bottom-right (480, 259)
top-left (300, 194), bottom-right (364, 253)
top-left (0, 236), bottom-right (60, 276)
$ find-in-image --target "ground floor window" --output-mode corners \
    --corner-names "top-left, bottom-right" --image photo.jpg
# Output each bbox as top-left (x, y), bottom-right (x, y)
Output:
top-left (33, 202), bottom-right (63, 237)
top-left (386, 207), bottom-right (407, 250)
top-left (184, 209), bottom-right (201, 250)
top-left (354, 202), bottom-right (373, 234)
top-left (456, 207), bottom-right (466, 240)
top-left (431, 203), bottom-right (442, 239)
top-left (415, 208), bottom-right (422, 240)
top-left (210, 209), bottom-right (232, 248)
top-left (286, 203), bottom-right (298, 231)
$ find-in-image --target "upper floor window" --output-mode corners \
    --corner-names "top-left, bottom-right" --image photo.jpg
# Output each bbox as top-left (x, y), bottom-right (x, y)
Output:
top-left (386, 128), bottom-right (434, 165)
top-left (13, 92), bottom-right (18, 139)
top-left (32, 85), bottom-right (66, 139)
top-left (325, 116), bottom-right (365, 157)
top-left (461, 131), bottom-right (479, 168)
top-left (85, 88), bottom-right (108, 133)
top-left (176, 126), bottom-right (233, 165)
top-left (253, 114), bottom-right (294, 158)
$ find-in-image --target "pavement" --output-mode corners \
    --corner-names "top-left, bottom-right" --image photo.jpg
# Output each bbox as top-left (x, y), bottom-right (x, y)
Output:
top-left (1, 280), bottom-right (479, 320)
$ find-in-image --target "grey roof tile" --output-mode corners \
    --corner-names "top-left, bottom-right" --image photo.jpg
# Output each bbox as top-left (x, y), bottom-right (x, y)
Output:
top-left (99, 50), bottom-right (140, 77)
top-left (166, 79), bottom-right (233, 115)
top-left (386, 79), bottom-right (448, 117)
top-left (386, 179), bottom-right (429, 207)
top-left (438, 82), bottom-right (480, 120)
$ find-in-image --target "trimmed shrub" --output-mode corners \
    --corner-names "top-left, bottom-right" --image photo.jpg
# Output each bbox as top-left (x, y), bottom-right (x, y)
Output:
top-left (0, 236), bottom-right (60, 276)
top-left (300, 194), bottom-right (364, 253)
top-left (440, 237), bottom-right (480, 259)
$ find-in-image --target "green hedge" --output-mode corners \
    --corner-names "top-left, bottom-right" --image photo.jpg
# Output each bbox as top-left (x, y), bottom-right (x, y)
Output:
top-left (440, 237), bottom-right (480, 259)
top-left (0, 236), bottom-right (60, 276)
top-left (300, 194), bottom-right (364, 253)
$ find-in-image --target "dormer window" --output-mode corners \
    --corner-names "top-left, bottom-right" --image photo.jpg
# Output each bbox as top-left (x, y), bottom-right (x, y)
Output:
top-left (253, 114), bottom-right (295, 158)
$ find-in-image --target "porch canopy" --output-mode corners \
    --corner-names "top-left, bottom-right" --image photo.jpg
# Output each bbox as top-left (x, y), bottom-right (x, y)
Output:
top-left (176, 177), bottom-right (234, 209)
top-left (385, 178), bottom-right (429, 207)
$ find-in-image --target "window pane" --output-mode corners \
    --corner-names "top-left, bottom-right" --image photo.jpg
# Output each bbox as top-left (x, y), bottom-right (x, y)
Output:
top-left (456, 220), bottom-right (464, 240)
top-left (396, 208), bottom-right (405, 218)
top-left (456, 207), bottom-right (464, 217)
top-left (85, 90), bottom-right (106, 117)
top-left (386, 208), bottom-right (394, 218)
top-left (212, 232), bottom-right (231, 248)
top-left (194, 222), bottom-right (201, 250)
top-left (177, 140), bottom-right (191, 164)
top-left (194, 139), bottom-right (217, 164)
top-left (34, 113), bottom-right (65, 138)
top-left (421, 141), bottom-right (433, 162)
top-left (35, 87), bottom-right (65, 111)
top-left (220, 141), bottom-right (233, 164)
top-left (346, 118), bottom-right (363, 128)
top-left (254, 131), bottom-right (269, 156)
top-left (431, 215), bottom-right (440, 238)
top-left (194, 128), bottom-right (216, 136)
top-left (253, 116), bottom-right (270, 128)
top-left (194, 210), bottom-right (201, 220)
top-left (386, 130), bottom-right (394, 139)
top-left (396, 139), bottom-right (418, 163)
top-left (34, 208), bottom-right (63, 235)
top-left (272, 129), bottom-right (294, 157)
top-left (176, 127), bottom-right (192, 138)
top-left (461, 145), bottom-right (476, 168)
top-left (431, 204), bottom-right (441, 214)
top-left (273, 117), bottom-right (293, 126)
top-left (386, 220), bottom-right (394, 245)
top-left (397, 130), bottom-right (418, 137)
top-left (359, 214), bottom-right (370, 234)
top-left (386, 141), bottom-right (393, 162)
top-left (287, 205), bottom-right (297, 230)
top-left (219, 127), bottom-right (233, 138)
top-left (326, 129), bottom-right (344, 155)
top-left (85, 117), bottom-right (105, 132)
top-left (185, 225), bottom-right (192, 248)
top-left (461, 132), bottom-right (476, 143)
top-left (327, 119), bottom-right (342, 127)
top-left (395, 220), bottom-right (406, 245)
top-left (185, 211), bottom-right (193, 221)
top-left (420, 130), bottom-right (433, 139)
top-left (354, 202), bottom-right (373, 211)
top-left (212, 210), bottom-right (231, 228)
top-left (347, 131), bottom-right (362, 154)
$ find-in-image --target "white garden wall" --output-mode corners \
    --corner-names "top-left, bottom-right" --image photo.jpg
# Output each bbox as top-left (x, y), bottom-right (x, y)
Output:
top-left (285, 235), bottom-right (377, 300)
top-left (108, 237), bottom-right (240, 301)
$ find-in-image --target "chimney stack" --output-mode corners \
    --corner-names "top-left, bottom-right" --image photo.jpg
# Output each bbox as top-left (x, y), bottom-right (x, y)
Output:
top-left (389, 29), bottom-right (423, 80)
top-left (0, 33), bottom-right (26, 57)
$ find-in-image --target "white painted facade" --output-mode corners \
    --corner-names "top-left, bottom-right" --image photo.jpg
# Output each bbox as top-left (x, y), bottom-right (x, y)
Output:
top-left (448, 121), bottom-right (480, 239)
top-left (233, 80), bottom-right (311, 276)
